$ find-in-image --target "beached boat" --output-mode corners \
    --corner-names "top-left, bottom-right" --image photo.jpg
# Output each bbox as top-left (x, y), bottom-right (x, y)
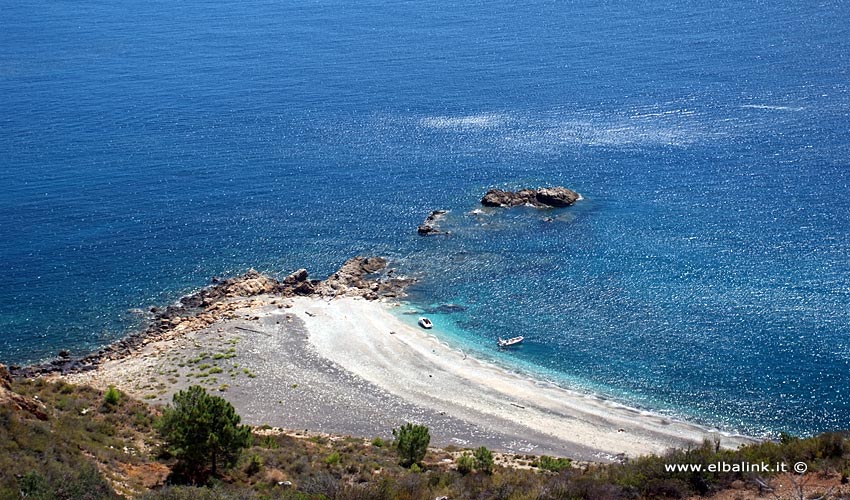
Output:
top-left (418, 317), bottom-right (433, 329)
top-left (498, 336), bottom-right (524, 348)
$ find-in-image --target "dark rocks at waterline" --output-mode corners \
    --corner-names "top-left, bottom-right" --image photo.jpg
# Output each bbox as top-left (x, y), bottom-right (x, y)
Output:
top-left (424, 303), bottom-right (468, 314)
top-left (9, 256), bottom-right (413, 379)
top-left (481, 187), bottom-right (580, 208)
top-left (417, 225), bottom-right (443, 236)
top-left (418, 210), bottom-right (450, 236)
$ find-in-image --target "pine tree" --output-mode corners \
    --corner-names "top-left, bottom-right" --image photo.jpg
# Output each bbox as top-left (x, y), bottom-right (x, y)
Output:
top-left (392, 423), bottom-right (430, 468)
top-left (157, 385), bottom-right (252, 480)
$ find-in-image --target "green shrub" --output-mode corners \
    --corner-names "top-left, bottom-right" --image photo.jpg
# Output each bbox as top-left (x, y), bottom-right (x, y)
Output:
top-left (325, 451), bottom-right (341, 466)
top-left (456, 452), bottom-right (475, 475)
top-left (538, 455), bottom-right (572, 472)
top-left (371, 436), bottom-right (385, 448)
top-left (244, 454), bottom-right (262, 476)
top-left (104, 386), bottom-right (121, 406)
top-left (392, 423), bottom-right (430, 468)
top-left (473, 446), bottom-right (494, 474)
top-left (18, 471), bottom-right (49, 498)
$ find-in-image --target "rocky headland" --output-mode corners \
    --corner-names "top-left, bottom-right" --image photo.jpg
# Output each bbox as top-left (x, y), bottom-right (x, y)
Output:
top-left (10, 257), bottom-right (411, 379)
top-left (481, 187), bottom-right (580, 208)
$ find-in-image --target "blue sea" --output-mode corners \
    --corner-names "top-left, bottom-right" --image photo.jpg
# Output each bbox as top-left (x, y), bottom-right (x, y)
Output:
top-left (2, 0), bottom-right (849, 437)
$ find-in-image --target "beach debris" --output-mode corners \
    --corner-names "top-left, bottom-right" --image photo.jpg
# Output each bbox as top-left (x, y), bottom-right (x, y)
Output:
top-left (510, 402), bottom-right (526, 409)
top-left (481, 186), bottom-right (580, 208)
top-left (234, 326), bottom-right (267, 336)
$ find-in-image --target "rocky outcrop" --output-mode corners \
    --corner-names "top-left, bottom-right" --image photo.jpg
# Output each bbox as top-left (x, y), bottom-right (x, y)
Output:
top-left (176, 269), bottom-right (281, 309)
top-left (224, 269), bottom-right (279, 297)
top-left (534, 187), bottom-right (581, 207)
top-left (0, 364), bottom-right (48, 420)
top-left (481, 189), bottom-right (538, 207)
top-left (418, 210), bottom-right (450, 236)
top-left (11, 256), bottom-right (413, 379)
top-left (481, 187), bottom-right (580, 208)
top-left (314, 257), bottom-right (412, 300)
top-left (0, 364), bottom-right (11, 391)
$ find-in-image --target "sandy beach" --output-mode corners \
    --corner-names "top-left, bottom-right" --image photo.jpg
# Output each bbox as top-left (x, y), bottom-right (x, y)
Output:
top-left (62, 289), bottom-right (752, 462)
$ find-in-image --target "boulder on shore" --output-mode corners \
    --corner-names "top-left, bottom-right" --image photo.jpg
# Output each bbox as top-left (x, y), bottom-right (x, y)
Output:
top-left (481, 187), bottom-right (580, 208)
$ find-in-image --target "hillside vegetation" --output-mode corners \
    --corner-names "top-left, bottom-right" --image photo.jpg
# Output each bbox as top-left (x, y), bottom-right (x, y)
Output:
top-left (1, 378), bottom-right (849, 500)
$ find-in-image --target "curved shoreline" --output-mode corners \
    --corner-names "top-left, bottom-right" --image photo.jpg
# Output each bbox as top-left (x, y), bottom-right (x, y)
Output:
top-left (290, 296), bottom-right (754, 458)
top-left (28, 259), bottom-right (754, 460)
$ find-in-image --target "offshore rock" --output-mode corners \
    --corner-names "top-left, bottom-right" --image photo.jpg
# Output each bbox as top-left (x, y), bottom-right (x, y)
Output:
top-left (481, 188), bottom-right (537, 207)
top-left (534, 187), bottom-right (581, 207)
top-left (418, 210), bottom-right (450, 236)
top-left (481, 187), bottom-right (580, 208)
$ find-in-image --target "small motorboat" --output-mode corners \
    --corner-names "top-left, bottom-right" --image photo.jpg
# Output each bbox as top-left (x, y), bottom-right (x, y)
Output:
top-left (418, 317), bottom-right (433, 329)
top-left (498, 336), bottom-right (524, 348)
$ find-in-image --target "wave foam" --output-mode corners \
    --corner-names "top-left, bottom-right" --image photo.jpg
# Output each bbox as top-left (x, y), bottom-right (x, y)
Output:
top-left (741, 104), bottom-right (805, 112)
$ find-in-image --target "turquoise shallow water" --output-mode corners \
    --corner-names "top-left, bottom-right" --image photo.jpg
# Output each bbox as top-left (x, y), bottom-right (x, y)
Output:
top-left (1, 0), bottom-right (849, 437)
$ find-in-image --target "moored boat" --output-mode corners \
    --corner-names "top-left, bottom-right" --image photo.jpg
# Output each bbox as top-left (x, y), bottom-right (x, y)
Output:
top-left (497, 336), bottom-right (524, 348)
top-left (418, 317), bottom-right (433, 329)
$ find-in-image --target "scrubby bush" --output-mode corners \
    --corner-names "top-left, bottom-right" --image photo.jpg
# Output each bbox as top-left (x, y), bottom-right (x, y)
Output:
top-left (538, 455), bottom-right (572, 472)
top-left (325, 451), bottom-right (341, 466)
top-left (244, 454), bottom-right (262, 476)
top-left (103, 386), bottom-right (121, 406)
top-left (456, 452), bottom-right (475, 475)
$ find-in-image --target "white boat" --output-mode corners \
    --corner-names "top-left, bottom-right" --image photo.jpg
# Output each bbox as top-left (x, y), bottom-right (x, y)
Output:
top-left (418, 317), bottom-right (433, 329)
top-left (498, 336), bottom-right (524, 348)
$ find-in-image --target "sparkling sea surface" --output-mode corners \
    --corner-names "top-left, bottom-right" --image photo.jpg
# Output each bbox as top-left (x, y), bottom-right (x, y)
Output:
top-left (2, 0), bottom-right (849, 437)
